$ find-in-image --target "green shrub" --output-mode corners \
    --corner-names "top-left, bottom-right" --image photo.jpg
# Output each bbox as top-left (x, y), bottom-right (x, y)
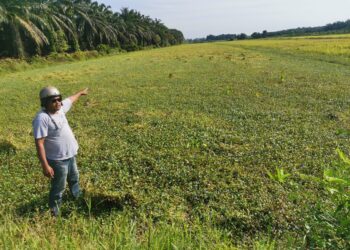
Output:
top-left (55, 30), bottom-right (69, 53)
top-left (302, 149), bottom-right (350, 249)
top-left (267, 167), bottom-right (290, 184)
top-left (96, 44), bottom-right (111, 55)
top-left (123, 43), bottom-right (139, 52)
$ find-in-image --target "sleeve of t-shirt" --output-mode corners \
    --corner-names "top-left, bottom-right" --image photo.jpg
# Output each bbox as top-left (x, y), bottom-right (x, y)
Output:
top-left (62, 98), bottom-right (73, 113)
top-left (32, 115), bottom-right (49, 139)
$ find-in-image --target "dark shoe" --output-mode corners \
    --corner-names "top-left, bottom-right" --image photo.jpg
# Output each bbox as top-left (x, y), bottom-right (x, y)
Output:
top-left (50, 207), bottom-right (59, 217)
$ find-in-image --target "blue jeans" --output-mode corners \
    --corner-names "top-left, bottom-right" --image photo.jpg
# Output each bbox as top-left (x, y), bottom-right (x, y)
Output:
top-left (47, 157), bottom-right (80, 216)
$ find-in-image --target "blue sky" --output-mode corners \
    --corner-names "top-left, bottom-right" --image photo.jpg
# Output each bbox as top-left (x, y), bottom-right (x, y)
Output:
top-left (97, 0), bottom-right (350, 39)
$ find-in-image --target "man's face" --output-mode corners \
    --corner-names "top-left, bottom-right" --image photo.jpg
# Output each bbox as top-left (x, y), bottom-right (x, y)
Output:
top-left (46, 96), bottom-right (62, 112)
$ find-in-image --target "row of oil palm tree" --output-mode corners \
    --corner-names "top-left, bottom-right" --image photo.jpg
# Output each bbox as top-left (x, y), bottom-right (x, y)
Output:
top-left (0, 0), bottom-right (184, 58)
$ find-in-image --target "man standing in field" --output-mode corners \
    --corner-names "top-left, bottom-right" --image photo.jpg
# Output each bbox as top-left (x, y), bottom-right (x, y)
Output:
top-left (32, 86), bottom-right (88, 216)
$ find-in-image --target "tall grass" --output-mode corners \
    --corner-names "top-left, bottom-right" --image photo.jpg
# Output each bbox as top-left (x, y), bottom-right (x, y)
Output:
top-left (0, 210), bottom-right (237, 249)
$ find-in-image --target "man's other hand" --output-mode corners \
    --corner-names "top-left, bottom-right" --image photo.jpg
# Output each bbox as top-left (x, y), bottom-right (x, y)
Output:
top-left (43, 166), bottom-right (54, 178)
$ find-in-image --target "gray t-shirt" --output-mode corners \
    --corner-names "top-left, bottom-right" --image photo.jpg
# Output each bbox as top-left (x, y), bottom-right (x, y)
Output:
top-left (32, 98), bottom-right (79, 160)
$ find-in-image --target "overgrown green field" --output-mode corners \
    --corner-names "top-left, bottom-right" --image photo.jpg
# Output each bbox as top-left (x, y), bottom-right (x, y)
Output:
top-left (1, 36), bottom-right (350, 249)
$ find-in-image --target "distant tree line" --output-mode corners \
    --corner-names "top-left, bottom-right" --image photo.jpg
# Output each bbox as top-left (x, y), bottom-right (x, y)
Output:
top-left (187, 19), bottom-right (350, 43)
top-left (0, 0), bottom-right (184, 58)
top-left (266, 20), bottom-right (350, 37)
top-left (187, 33), bottom-right (248, 43)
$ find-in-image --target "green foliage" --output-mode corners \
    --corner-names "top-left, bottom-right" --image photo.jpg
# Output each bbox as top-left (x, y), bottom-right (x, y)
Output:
top-left (0, 211), bottom-right (236, 249)
top-left (0, 140), bottom-right (16, 155)
top-left (335, 129), bottom-right (350, 138)
top-left (301, 149), bottom-right (350, 249)
top-left (190, 19), bottom-right (350, 43)
top-left (2, 37), bottom-right (350, 248)
top-left (0, 1), bottom-right (184, 58)
top-left (96, 44), bottom-right (111, 55)
top-left (123, 43), bottom-right (140, 52)
top-left (266, 19), bottom-right (350, 38)
top-left (324, 149), bottom-right (350, 224)
top-left (279, 71), bottom-right (286, 83)
top-left (267, 167), bottom-right (290, 184)
top-left (54, 30), bottom-right (69, 53)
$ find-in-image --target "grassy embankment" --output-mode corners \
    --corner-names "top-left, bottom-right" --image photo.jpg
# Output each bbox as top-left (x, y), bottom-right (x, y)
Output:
top-left (1, 36), bottom-right (350, 249)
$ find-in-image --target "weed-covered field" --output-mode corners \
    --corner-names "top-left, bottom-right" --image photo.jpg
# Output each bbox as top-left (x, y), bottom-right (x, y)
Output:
top-left (1, 36), bottom-right (350, 249)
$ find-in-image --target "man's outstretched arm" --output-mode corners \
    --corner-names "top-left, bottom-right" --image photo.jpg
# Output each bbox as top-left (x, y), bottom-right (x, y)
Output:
top-left (69, 88), bottom-right (88, 104)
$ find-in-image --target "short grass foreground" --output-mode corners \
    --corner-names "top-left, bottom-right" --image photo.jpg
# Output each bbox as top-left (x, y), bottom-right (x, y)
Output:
top-left (1, 36), bottom-right (350, 249)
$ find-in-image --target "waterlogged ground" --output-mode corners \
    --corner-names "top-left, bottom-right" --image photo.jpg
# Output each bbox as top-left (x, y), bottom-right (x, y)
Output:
top-left (1, 37), bottom-right (350, 248)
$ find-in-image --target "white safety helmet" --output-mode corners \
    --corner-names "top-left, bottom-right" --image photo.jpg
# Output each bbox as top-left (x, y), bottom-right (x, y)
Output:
top-left (39, 86), bottom-right (61, 107)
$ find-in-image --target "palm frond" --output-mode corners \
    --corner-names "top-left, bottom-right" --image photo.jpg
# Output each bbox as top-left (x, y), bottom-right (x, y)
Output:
top-left (51, 15), bottom-right (76, 38)
top-left (75, 9), bottom-right (97, 34)
top-left (0, 5), bottom-right (8, 24)
top-left (16, 16), bottom-right (45, 46)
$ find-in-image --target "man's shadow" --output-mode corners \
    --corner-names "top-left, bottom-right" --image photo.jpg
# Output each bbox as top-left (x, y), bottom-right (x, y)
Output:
top-left (16, 190), bottom-right (137, 218)
top-left (16, 194), bottom-right (49, 216)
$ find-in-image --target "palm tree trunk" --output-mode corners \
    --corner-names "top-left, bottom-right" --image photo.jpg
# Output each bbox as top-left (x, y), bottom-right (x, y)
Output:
top-left (10, 22), bottom-right (25, 58)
